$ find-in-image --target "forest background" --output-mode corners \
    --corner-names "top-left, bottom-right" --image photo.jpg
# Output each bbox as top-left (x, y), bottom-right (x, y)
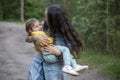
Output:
top-left (0, 0), bottom-right (120, 80)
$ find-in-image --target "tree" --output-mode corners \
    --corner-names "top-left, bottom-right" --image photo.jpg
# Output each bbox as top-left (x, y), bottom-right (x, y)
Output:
top-left (20, 0), bottom-right (24, 22)
top-left (63, 0), bottom-right (68, 11)
top-left (106, 0), bottom-right (109, 53)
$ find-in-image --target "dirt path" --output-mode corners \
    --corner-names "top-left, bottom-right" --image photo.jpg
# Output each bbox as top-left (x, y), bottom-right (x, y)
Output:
top-left (0, 22), bottom-right (35, 80)
top-left (0, 22), bottom-right (112, 80)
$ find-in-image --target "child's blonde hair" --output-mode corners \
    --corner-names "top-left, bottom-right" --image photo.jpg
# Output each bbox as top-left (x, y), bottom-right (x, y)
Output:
top-left (25, 18), bottom-right (39, 36)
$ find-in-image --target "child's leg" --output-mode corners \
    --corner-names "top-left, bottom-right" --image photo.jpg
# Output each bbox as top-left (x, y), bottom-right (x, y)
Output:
top-left (43, 51), bottom-right (58, 63)
top-left (56, 45), bottom-right (72, 66)
top-left (56, 45), bottom-right (77, 66)
top-left (70, 55), bottom-right (89, 72)
top-left (70, 55), bottom-right (77, 67)
top-left (56, 45), bottom-right (79, 76)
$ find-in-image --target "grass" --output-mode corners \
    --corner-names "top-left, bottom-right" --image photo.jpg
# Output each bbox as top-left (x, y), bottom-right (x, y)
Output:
top-left (77, 49), bottom-right (120, 80)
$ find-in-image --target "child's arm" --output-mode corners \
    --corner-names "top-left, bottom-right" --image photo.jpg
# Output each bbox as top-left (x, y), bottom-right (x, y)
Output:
top-left (25, 36), bottom-right (35, 43)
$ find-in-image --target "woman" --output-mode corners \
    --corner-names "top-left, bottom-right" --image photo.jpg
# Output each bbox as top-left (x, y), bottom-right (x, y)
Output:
top-left (26, 5), bottom-right (84, 80)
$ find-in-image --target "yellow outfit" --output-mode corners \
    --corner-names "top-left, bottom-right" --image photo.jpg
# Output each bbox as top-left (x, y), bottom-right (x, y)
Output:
top-left (31, 31), bottom-right (54, 51)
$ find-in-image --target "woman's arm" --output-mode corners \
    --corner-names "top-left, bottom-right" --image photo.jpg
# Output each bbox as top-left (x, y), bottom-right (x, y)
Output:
top-left (25, 35), bottom-right (50, 46)
top-left (45, 45), bottom-right (61, 56)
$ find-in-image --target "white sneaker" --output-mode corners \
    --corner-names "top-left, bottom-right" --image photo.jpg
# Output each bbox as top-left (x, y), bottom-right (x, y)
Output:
top-left (62, 65), bottom-right (79, 76)
top-left (73, 64), bottom-right (89, 72)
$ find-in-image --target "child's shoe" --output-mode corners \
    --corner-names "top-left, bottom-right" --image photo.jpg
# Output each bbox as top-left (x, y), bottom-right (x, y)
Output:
top-left (73, 64), bottom-right (89, 72)
top-left (62, 65), bottom-right (79, 76)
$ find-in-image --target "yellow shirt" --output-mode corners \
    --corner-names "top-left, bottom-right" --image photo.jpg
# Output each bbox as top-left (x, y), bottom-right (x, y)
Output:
top-left (31, 31), bottom-right (54, 51)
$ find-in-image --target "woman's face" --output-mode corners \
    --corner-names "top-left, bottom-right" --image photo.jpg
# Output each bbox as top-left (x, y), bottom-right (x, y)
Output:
top-left (45, 10), bottom-right (49, 27)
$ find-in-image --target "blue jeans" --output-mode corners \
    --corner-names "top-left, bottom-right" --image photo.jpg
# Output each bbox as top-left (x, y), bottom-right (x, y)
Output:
top-left (43, 45), bottom-right (77, 67)
top-left (57, 46), bottom-right (77, 67)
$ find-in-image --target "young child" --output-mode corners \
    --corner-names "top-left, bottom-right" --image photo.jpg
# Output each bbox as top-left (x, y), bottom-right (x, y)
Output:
top-left (25, 18), bottom-right (89, 76)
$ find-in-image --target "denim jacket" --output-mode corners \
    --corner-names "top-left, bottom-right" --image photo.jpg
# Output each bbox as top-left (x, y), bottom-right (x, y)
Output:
top-left (28, 33), bottom-right (70, 80)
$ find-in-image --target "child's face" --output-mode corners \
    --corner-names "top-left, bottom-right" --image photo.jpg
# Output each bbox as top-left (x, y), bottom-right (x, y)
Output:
top-left (32, 21), bottom-right (43, 32)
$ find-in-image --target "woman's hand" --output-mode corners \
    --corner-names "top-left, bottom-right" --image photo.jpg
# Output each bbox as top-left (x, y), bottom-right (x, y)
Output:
top-left (34, 35), bottom-right (50, 46)
top-left (36, 45), bottom-right (44, 53)
top-left (25, 35), bottom-right (50, 46)
top-left (44, 45), bottom-right (61, 56)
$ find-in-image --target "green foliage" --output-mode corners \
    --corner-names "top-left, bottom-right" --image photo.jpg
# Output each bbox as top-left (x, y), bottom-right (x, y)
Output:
top-left (78, 49), bottom-right (120, 79)
top-left (0, 0), bottom-right (20, 20)
top-left (0, 0), bottom-right (120, 55)
top-left (68, 0), bottom-right (120, 55)
top-left (24, 0), bottom-right (49, 21)
top-left (0, 0), bottom-right (120, 79)
top-left (100, 59), bottom-right (120, 79)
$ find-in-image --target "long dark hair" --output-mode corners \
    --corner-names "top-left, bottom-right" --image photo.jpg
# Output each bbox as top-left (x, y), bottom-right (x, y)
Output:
top-left (45, 5), bottom-right (83, 54)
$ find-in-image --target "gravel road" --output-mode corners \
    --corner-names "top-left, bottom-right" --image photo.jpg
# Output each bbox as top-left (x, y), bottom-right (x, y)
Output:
top-left (0, 22), bottom-right (35, 80)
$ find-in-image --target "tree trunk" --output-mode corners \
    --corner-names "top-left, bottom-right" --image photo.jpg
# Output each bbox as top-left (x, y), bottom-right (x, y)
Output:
top-left (63, 0), bottom-right (68, 11)
top-left (106, 0), bottom-right (109, 53)
top-left (20, 0), bottom-right (24, 22)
